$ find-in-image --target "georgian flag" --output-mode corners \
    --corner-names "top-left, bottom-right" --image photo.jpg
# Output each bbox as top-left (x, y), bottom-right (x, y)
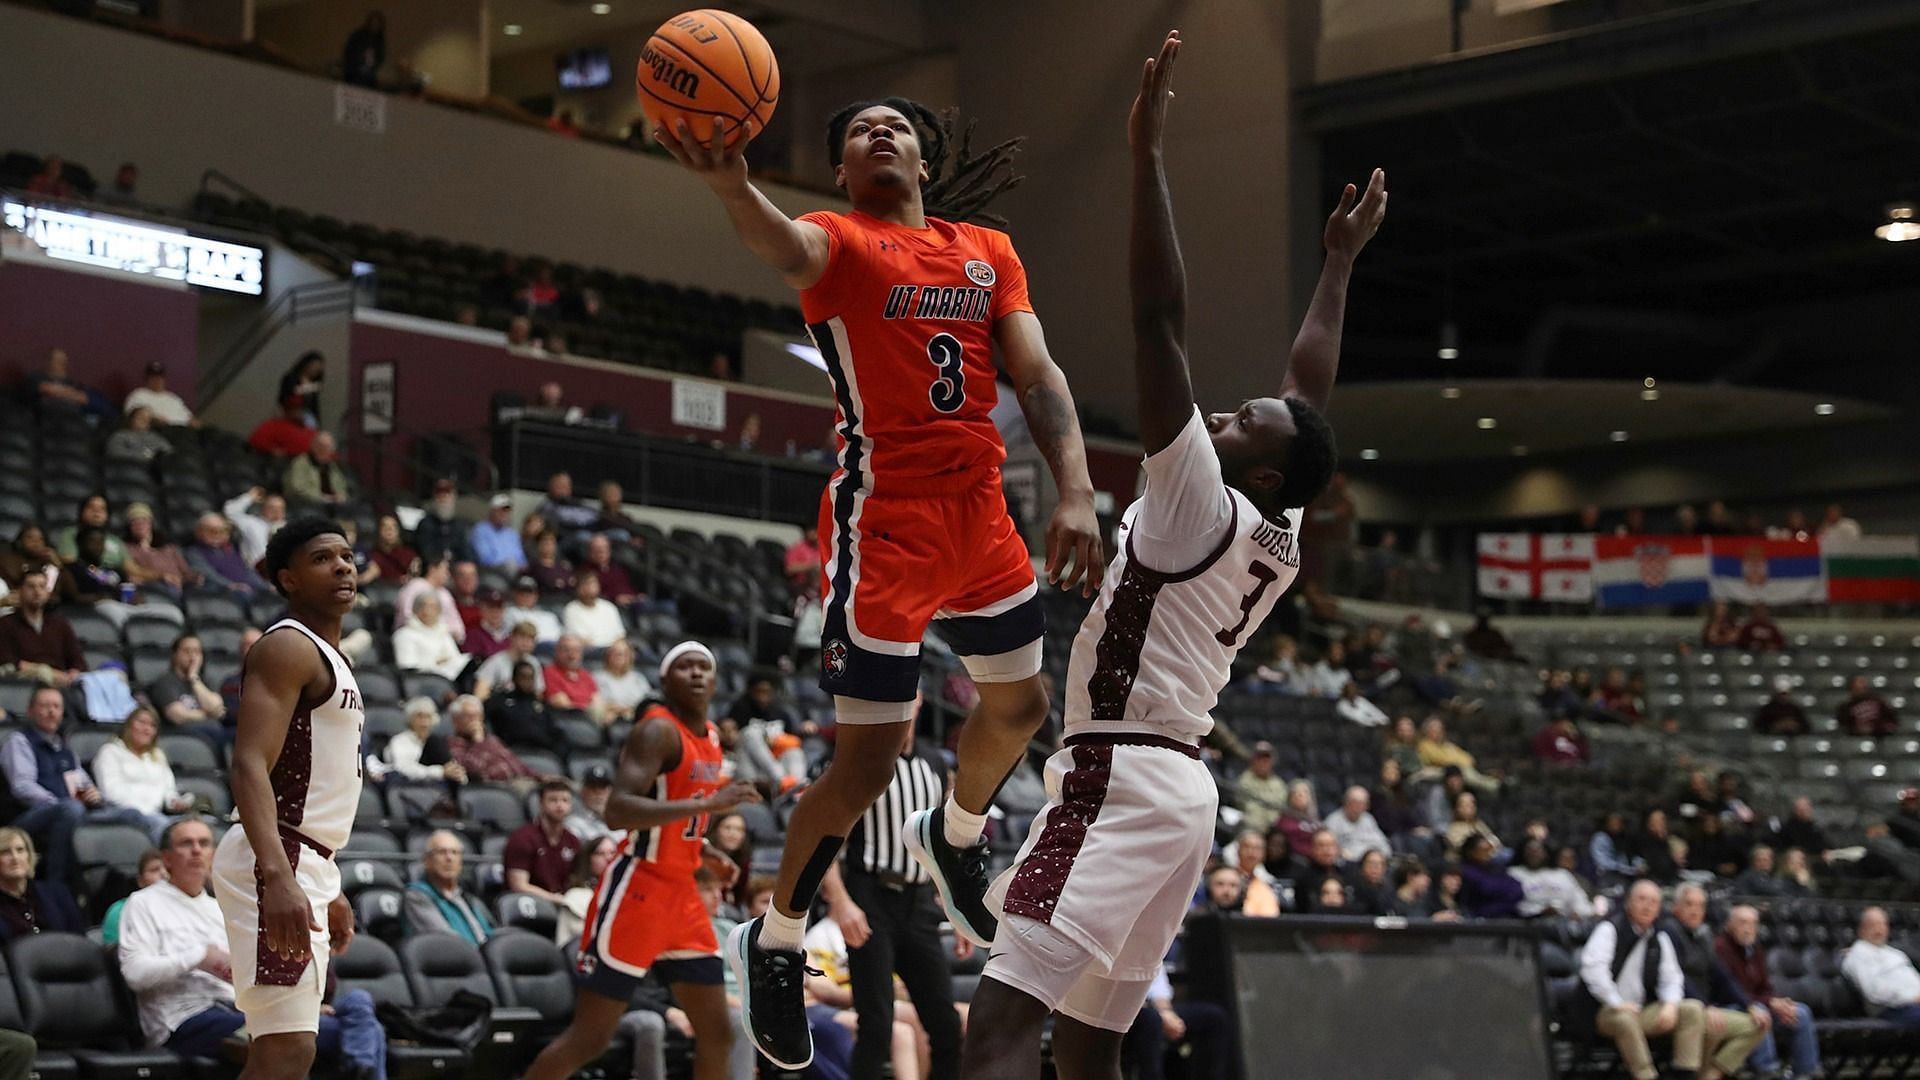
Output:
top-left (1478, 533), bottom-right (1594, 601)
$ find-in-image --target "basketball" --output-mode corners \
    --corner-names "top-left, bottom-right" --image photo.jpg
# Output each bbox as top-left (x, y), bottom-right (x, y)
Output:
top-left (636, 9), bottom-right (779, 148)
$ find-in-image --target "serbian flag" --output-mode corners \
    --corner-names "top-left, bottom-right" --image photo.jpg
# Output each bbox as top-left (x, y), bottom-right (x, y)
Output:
top-left (1478, 533), bottom-right (1593, 600)
top-left (1709, 537), bottom-right (1826, 604)
top-left (1593, 535), bottom-right (1710, 608)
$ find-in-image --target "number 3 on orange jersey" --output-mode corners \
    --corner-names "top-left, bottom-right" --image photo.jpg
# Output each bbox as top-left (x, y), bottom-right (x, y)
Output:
top-left (927, 333), bottom-right (966, 413)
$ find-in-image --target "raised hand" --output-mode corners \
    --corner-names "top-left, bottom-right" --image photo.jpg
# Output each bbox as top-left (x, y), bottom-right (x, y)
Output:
top-left (1128, 31), bottom-right (1181, 155)
top-left (654, 117), bottom-right (755, 193)
top-left (1324, 168), bottom-right (1388, 260)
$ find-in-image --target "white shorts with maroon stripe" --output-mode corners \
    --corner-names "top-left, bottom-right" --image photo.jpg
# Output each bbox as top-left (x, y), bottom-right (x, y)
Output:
top-left (981, 733), bottom-right (1218, 1031)
top-left (212, 825), bottom-right (342, 1036)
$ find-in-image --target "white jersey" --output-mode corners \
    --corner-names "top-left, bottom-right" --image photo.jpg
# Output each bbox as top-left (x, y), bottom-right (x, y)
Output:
top-left (256, 617), bottom-right (365, 854)
top-left (1063, 408), bottom-right (1301, 744)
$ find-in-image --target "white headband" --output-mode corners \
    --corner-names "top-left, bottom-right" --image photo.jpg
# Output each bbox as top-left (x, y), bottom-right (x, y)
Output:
top-left (659, 640), bottom-right (716, 679)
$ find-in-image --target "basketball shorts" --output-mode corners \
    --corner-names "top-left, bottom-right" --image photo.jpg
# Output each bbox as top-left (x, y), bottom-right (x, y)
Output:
top-left (816, 466), bottom-right (1044, 714)
top-left (575, 856), bottom-right (723, 999)
top-left (212, 825), bottom-right (341, 1037)
top-left (981, 732), bottom-right (1218, 1032)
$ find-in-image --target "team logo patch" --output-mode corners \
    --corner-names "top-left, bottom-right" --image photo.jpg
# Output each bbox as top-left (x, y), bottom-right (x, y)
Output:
top-left (824, 639), bottom-right (850, 677)
top-left (964, 260), bottom-right (996, 287)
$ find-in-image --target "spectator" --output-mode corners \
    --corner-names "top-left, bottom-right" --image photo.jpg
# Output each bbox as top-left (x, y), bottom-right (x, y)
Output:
top-left (536, 472), bottom-right (599, 540)
top-left (101, 848), bottom-right (166, 946)
top-left (1531, 715), bottom-right (1590, 765)
top-left (562, 573), bottom-right (625, 651)
top-left (106, 406), bottom-right (172, 463)
top-left (216, 628), bottom-right (262, 714)
top-left (1701, 600), bottom-right (1740, 648)
top-left (0, 570), bottom-right (86, 685)
top-left (403, 830), bottom-right (493, 945)
top-left (1509, 838), bottom-right (1594, 918)
top-left (117, 817), bottom-right (387, 1070)
top-left (146, 634), bottom-right (227, 743)
top-left (366, 514), bottom-right (417, 581)
top-left (1838, 674), bottom-right (1900, 736)
top-left (1456, 834), bottom-right (1524, 918)
top-left (1664, 884), bottom-right (1766, 1077)
top-left (1736, 604), bottom-right (1784, 651)
top-left (1691, 813), bottom-right (1743, 881)
top-left (589, 481), bottom-right (633, 540)
top-left (1777, 848), bottom-right (1817, 897)
top-left (1417, 717), bottom-right (1499, 796)
top-left (578, 534), bottom-right (640, 607)
top-left (1891, 789), bottom-right (1920, 853)
top-left (469, 495), bottom-right (526, 574)
top-left (1, 687), bottom-right (154, 884)
top-left (1371, 758), bottom-right (1425, 844)
top-left (1577, 880), bottom-right (1706, 1080)
top-left (1636, 808), bottom-right (1680, 885)
top-left (1313, 876), bottom-right (1349, 913)
top-left (527, 531), bottom-right (576, 596)
top-left (0, 827), bottom-right (84, 942)
top-left (1819, 503), bottom-right (1862, 542)
top-left (1333, 680), bottom-right (1388, 727)
top-left (518, 512), bottom-right (551, 560)
top-left (1203, 865), bottom-right (1246, 914)
top-left (1381, 715), bottom-right (1424, 778)
top-left (544, 635), bottom-right (602, 715)
top-left (737, 413), bottom-right (761, 453)
top-left (1234, 742), bottom-right (1287, 835)
top-left (447, 695), bottom-right (541, 794)
top-left (564, 766), bottom-right (612, 845)
top-left (1445, 791), bottom-right (1502, 858)
top-left (122, 361), bottom-right (194, 426)
top-left (1126, 963), bottom-right (1235, 1080)
top-left (385, 698), bottom-right (466, 784)
top-left (1322, 786), bottom-right (1390, 863)
top-left (506, 316), bottom-right (534, 347)
top-left (1732, 844), bottom-right (1785, 897)
top-left (122, 505), bottom-right (197, 597)
top-left (708, 812), bottom-right (752, 913)
top-left (486, 660), bottom-right (564, 756)
top-left (395, 556), bottom-right (464, 643)
top-left (592, 639), bottom-right (650, 724)
top-left (413, 479), bottom-right (472, 565)
top-left (503, 576), bottom-right (563, 646)
top-left (285, 432), bottom-right (350, 508)
top-left (784, 531), bottom-right (821, 592)
top-left (54, 493), bottom-right (126, 569)
top-left (447, 560), bottom-right (481, 633)
top-left (277, 352), bottom-right (324, 427)
top-left (91, 706), bottom-right (193, 841)
top-left (392, 593), bottom-right (470, 682)
top-left (1390, 858), bottom-right (1444, 919)
top-left (24, 156), bottom-right (73, 198)
top-left (1773, 796), bottom-right (1831, 859)
top-left (503, 780), bottom-right (582, 904)
top-left (1274, 779), bottom-right (1322, 855)
top-left (555, 835), bottom-right (619, 946)
top-left (66, 526), bottom-right (137, 629)
top-left (1462, 611), bottom-right (1517, 662)
top-left (464, 588), bottom-right (515, 660)
top-left (184, 514), bottom-right (267, 596)
top-left (340, 11), bottom-right (385, 86)
top-left (1594, 667), bottom-right (1643, 723)
top-left (1230, 832), bottom-right (1283, 916)
top-left (1755, 680), bottom-right (1809, 736)
top-left (1305, 641), bottom-right (1353, 698)
top-left (1294, 829), bottom-right (1346, 912)
top-left (1717, 903), bottom-right (1823, 1078)
top-left (1251, 635), bottom-right (1306, 694)
top-left (247, 396), bottom-right (316, 458)
top-left (220, 489), bottom-right (285, 568)
top-left (1841, 907), bottom-right (1920, 1028)
top-left (474, 621), bottom-right (544, 700)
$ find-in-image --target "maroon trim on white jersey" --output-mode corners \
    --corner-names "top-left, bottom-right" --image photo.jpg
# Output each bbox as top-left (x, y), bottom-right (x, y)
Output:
top-left (1001, 743), bottom-right (1114, 926)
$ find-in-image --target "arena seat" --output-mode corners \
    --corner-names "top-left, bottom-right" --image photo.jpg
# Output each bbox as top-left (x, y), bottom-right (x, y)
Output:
top-left (7, 932), bottom-right (185, 1076)
top-left (458, 784), bottom-right (528, 834)
top-left (339, 857), bottom-right (408, 899)
top-left (332, 934), bottom-right (472, 1078)
top-left (66, 726), bottom-right (117, 767)
top-left (175, 774), bottom-right (232, 816)
top-left (354, 886), bottom-right (407, 944)
top-left (0, 944), bottom-right (78, 1079)
top-left (494, 893), bottom-right (560, 940)
top-left (398, 932), bottom-right (542, 1070)
top-left (158, 733), bottom-right (221, 774)
top-left (386, 781), bottom-right (454, 825)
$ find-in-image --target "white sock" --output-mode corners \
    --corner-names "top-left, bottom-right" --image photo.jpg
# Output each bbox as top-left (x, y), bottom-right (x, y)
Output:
top-left (757, 906), bottom-right (807, 952)
top-left (942, 795), bottom-right (988, 850)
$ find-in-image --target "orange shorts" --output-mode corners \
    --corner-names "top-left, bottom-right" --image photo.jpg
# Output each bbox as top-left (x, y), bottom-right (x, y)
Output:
top-left (576, 857), bottom-right (718, 993)
top-left (816, 466), bottom-right (1043, 708)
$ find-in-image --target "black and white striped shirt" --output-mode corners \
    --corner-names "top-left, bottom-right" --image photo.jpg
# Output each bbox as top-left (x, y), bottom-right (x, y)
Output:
top-left (846, 745), bottom-right (945, 882)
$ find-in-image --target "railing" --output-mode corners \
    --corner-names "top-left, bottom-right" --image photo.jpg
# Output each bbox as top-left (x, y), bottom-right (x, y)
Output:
top-left (198, 277), bottom-right (355, 410)
top-left (195, 168), bottom-right (356, 273)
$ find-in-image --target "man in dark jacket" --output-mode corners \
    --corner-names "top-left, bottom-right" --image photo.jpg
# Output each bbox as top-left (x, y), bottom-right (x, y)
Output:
top-left (1664, 884), bottom-right (1765, 1078)
top-left (1715, 903), bottom-right (1822, 1079)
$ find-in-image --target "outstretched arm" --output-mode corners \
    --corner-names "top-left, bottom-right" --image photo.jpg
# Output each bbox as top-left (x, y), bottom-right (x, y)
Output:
top-left (655, 118), bottom-right (832, 290)
top-left (1280, 168), bottom-right (1388, 413)
top-left (1129, 31), bottom-right (1193, 457)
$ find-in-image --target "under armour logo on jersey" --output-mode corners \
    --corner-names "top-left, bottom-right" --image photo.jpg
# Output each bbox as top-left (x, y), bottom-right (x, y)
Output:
top-left (878, 240), bottom-right (899, 252)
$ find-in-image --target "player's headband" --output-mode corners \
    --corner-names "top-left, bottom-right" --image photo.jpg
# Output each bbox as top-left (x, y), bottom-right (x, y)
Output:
top-left (660, 640), bottom-right (716, 679)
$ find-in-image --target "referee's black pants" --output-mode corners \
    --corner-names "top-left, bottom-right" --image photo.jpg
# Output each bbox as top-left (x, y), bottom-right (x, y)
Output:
top-left (844, 870), bottom-right (964, 1080)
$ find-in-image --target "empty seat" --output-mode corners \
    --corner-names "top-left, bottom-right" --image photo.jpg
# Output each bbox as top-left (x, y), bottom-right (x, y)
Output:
top-left (339, 857), bottom-right (408, 898)
top-left (333, 934), bottom-right (473, 1075)
top-left (158, 733), bottom-right (221, 773)
top-left (459, 785), bottom-right (528, 834)
top-left (494, 893), bottom-right (559, 940)
top-left (483, 930), bottom-right (574, 1030)
top-left (354, 886), bottom-right (407, 943)
top-left (6, 932), bottom-right (185, 1076)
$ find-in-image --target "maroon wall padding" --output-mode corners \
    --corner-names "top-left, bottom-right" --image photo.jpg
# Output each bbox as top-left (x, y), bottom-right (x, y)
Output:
top-left (0, 262), bottom-right (200, 403)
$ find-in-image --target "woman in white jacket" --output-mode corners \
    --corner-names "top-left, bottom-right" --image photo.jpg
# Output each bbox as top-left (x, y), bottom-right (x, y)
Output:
top-left (384, 697), bottom-right (467, 784)
top-left (91, 707), bottom-right (192, 842)
top-left (393, 593), bottom-right (471, 681)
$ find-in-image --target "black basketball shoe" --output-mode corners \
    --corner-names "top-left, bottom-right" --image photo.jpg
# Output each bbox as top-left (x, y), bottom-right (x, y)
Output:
top-left (903, 805), bottom-right (998, 948)
top-left (726, 917), bottom-right (815, 1069)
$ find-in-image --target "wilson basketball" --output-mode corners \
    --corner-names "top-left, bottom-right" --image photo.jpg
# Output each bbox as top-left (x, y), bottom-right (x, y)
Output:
top-left (637, 9), bottom-right (779, 148)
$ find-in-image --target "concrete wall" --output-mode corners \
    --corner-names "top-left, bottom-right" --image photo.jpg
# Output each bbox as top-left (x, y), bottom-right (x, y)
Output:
top-left (0, 260), bottom-right (199, 403)
top-left (254, 0), bottom-right (491, 98)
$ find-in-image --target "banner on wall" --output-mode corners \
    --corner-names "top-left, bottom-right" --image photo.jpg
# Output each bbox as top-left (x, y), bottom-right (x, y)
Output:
top-left (1476, 532), bottom-right (1920, 607)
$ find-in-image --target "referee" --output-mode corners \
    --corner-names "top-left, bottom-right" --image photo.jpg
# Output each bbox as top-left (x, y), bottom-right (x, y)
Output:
top-left (820, 707), bottom-right (967, 1080)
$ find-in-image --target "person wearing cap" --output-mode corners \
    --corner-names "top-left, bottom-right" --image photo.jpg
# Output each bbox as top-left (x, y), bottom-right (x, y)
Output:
top-left (565, 765), bottom-right (613, 844)
top-left (106, 405), bottom-right (174, 463)
top-left (123, 361), bottom-right (197, 427)
top-left (246, 396), bottom-right (316, 458)
top-left (465, 588), bottom-right (516, 660)
top-left (503, 575), bottom-right (563, 646)
top-left (469, 495), bottom-right (527, 574)
top-left (414, 479), bottom-right (473, 565)
top-left (122, 503), bottom-right (198, 597)
top-left (1235, 742), bottom-right (1289, 836)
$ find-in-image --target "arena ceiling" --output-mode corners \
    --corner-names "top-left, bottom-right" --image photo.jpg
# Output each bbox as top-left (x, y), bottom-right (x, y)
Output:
top-left (1301, 0), bottom-right (1920, 395)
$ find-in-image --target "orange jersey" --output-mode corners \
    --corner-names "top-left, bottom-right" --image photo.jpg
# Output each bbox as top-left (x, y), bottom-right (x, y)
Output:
top-left (615, 705), bottom-right (725, 878)
top-left (799, 209), bottom-right (1033, 494)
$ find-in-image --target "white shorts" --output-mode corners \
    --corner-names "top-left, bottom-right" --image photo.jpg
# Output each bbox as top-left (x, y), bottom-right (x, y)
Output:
top-left (212, 826), bottom-right (341, 1036)
top-left (982, 734), bottom-right (1217, 1032)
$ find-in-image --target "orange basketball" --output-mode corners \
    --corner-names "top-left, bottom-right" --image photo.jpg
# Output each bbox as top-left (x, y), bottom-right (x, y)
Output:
top-left (636, 9), bottom-right (779, 148)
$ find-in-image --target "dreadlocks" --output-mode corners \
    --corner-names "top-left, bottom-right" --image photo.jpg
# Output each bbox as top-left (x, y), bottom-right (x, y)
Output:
top-left (825, 97), bottom-right (1026, 227)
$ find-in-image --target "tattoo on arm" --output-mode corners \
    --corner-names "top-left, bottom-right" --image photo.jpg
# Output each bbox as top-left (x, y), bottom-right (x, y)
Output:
top-left (1021, 381), bottom-right (1082, 477)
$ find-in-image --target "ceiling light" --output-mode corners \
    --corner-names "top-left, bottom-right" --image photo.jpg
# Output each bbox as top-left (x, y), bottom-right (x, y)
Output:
top-left (1641, 388), bottom-right (1660, 401)
top-left (1643, 377), bottom-right (1656, 388)
top-left (1359, 448), bottom-right (1380, 461)
top-left (1511, 445), bottom-right (1529, 456)
top-left (503, 23), bottom-right (523, 35)
top-left (1441, 386), bottom-right (1462, 400)
top-left (1610, 430), bottom-right (1629, 442)
top-left (1876, 204), bottom-right (1920, 242)
top-left (1437, 322), bottom-right (1459, 361)
top-left (1814, 402), bottom-right (1836, 416)
top-left (590, 2), bottom-right (612, 12)
top-left (1476, 417), bottom-right (1497, 430)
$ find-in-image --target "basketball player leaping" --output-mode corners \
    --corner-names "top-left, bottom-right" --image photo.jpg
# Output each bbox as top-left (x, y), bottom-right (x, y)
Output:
top-left (212, 519), bottom-right (365, 1080)
top-left (657, 97), bottom-right (1105, 1068)
top-left (952, 32), bottom-right (1387, 1080)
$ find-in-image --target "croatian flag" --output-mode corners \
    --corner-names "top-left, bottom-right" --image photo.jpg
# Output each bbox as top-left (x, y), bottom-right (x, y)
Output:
top-left (1709, 537), bottom-right (1826, 605)
top-left (1477, 533), bottom-right (1594, 601)
top-left (1593, 535), bottom-right (1711, 608)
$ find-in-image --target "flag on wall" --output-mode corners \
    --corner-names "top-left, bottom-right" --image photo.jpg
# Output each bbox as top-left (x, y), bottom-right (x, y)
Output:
top-left (1708, 538), bottom-right (1825, 604)
top-left (1592, 535), bottom-right (1711, 608)
top-left (1823, 535), bottom-right (1920, 604)
top-left (1477, 533), bottom-right (1594, 600)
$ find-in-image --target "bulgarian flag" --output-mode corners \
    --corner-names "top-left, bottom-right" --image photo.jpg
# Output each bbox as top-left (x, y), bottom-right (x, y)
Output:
top-left (1824, 536), bottom-right (1920, 603)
